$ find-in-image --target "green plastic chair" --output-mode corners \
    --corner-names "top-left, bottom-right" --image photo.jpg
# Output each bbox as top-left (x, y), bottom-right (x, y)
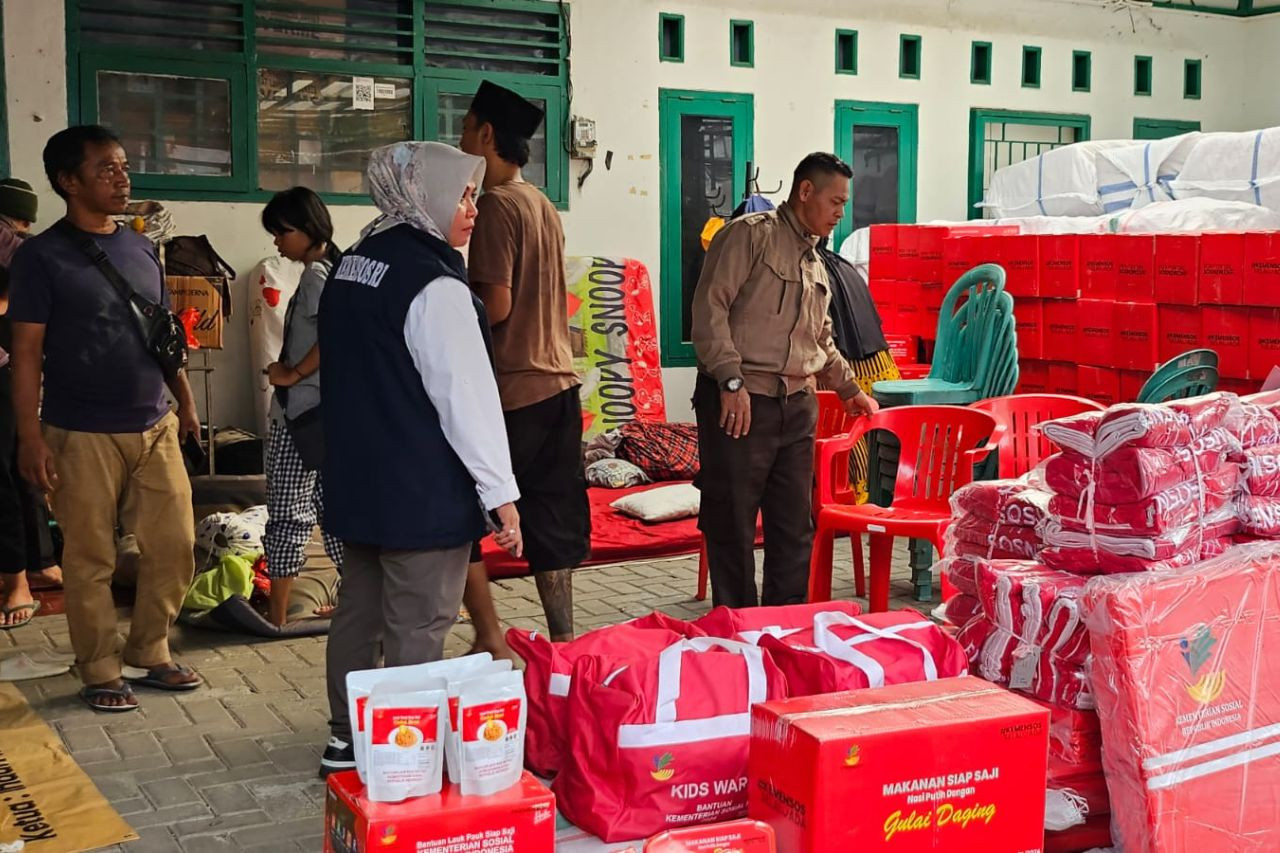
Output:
top-left (872, 264), bottom-right (1020, 407)
top-left (1137, 349), bottom-right (1220, 404)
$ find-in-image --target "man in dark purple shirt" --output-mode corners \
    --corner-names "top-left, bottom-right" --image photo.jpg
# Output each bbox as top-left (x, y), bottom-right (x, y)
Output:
top-left (8, 125), bottom-right (203, 712)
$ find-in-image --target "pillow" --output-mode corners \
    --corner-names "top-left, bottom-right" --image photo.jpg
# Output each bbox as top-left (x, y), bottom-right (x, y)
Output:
top-left (587, 458), bottom-right (651, 489)
top-left (610, 484), bottom-right (700, 523)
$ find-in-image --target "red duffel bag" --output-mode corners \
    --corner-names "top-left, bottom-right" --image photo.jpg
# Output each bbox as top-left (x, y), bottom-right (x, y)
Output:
top-left (691, 601), bottom-right (861, 644)
top-left (757, 610), bottom-right (968, 697)
top-left (508, 620), bottom-right (693, 777)
top-left (553, 637), bottom-right (788, 842)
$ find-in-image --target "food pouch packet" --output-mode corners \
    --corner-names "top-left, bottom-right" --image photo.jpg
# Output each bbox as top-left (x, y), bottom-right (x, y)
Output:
top-left (454, 670), bottom-right (527, 796)
top-left (363, 678), bottom-right (448, 803)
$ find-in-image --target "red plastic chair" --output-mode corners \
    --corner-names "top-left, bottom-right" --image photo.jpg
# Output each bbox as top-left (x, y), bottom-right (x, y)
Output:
top-left (809, 406), bottom-right (1002, 612)
top-left (696, 392), bottom-right (855, 601)
top-left (970, 394), bottom-right (1106, 478)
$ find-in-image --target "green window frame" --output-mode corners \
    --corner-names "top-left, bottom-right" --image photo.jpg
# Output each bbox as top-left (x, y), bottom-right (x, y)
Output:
top-left (730, 20), bottom-right (754, 68)
top-left (899, 34), bottom-right (922, 79)
top-left (970, 41), bottom-right (992, 85)
top-left (1184, 59), bottom-right (1203, 100)
top-left (1022, 46), bottom-right (1042, 89)
top-left (832, 100), bottom-right (918, 251)
top-left (835, 29), bottom-right (858, 75)
top-left (967, 108), bottom-right (1091, 215)
top-left (65, 0), bottom-right (573, 207)
top-left (1133, 117), bottom-right (1201, 140)
top-left (1072, 50), bottom-right (1092, 93)
top-left (657, 89), bottom-right (754, 367)
top-left (659, 13), bottom-right (685, 63)
top-left (1135, 55), bottom-right (1154, 96)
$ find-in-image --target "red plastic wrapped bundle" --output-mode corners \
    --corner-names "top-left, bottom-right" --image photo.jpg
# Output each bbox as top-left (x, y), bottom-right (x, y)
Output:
top-left (956, 617), bottom-right (1094, 709)
top-left (1040, 539), bottom-right (1218, 575)
top-left (941, 592), bottom-right (981, 627)
top-left (1044, 815), bottom-right (1112, 853)
top-left (1049, 772), bottom-right (1110, 818)
top-left (1043, 429), bottom-right (1237, 504)
top-left (949, 477), bottom-right (1053, 528)
top-left (1240, 495), bottom-right (1280, 537)
top-left (946, 515), bottom-right (1044, 558)
top-left (938, 556), bottom-right (982, 596)
top-left (1243, 443), bottom-right (1280, 497)
top-left (1083, 542), bottom-right (1280, 853)
top-left (1042, 517), bottom-right (1240, 564)
top-left (1028, 695), bottom-right (1102, 764)
top-left (975, 561), bottom-right (1089, 649)
top-left (1040, 392), bottom-right (1238, 458)
top-left (1232, 402), bottom-right (1280, 450)
top-left (1049, 461), bottom-right (1239, 536)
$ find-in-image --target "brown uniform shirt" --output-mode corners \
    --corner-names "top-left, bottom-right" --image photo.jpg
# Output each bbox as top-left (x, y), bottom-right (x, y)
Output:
top-left (690, 202), bottom-right (857, 398)
top-left (468, 181), bottom-right (579, 411)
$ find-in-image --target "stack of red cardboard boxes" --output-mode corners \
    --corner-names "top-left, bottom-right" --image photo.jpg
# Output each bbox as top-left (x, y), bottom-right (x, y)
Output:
top-left (870, 225), bottom-right (1280, 403)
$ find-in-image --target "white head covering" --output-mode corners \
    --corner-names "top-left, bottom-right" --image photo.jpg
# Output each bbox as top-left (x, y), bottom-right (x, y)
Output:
top-left (361, 141), bottom-right (485, 244)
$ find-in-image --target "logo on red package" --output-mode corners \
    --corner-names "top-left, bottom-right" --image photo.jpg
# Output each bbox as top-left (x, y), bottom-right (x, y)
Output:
top-left (1181, 624), bottom-right (1226, 705)
top-left (380, 824), bottom-right (397, 846)
top-left (650, 751), bottom-right (675, 781)
top-left (843, 745), bottom-right (861, 767)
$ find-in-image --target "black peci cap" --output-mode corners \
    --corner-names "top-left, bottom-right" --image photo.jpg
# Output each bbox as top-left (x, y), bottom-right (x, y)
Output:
top-left (469, 81), bottom-right (544, 139)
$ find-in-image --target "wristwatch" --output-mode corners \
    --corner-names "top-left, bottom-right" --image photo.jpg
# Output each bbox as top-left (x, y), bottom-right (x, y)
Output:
top-left (722, 377), bottom-right (744, 393)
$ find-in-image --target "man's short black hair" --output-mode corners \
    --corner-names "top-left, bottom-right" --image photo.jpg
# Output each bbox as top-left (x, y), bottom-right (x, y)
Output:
top-left (43, 125), bottom-right (122, 200)
top-left (791, 152), bottom-right (853, 193)
top-left (471, 107), bottom-right (532, 168)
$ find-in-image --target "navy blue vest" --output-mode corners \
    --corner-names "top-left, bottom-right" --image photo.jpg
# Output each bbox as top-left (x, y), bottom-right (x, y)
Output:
top-left (318, 223), bottom-right (488, 550)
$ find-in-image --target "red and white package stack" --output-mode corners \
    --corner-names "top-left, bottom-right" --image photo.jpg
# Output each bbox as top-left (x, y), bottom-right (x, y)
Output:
top-left (1083, 541), bottom-right (1280, 853)
top-left (942, 477), bottom-right (1052, 562)
top-left (1037, 393), bottom-right (1247, 574)
top-left (1236, 400), bottom-right (1280, 536)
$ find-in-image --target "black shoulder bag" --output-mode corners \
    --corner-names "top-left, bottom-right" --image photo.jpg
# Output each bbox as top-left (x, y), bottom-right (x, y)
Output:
top-left (56, 220), bottom-right (188, 380)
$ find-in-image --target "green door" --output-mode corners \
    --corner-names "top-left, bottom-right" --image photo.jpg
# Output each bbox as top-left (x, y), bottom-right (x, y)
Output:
top-left (658, 89), bottom-right (754, 367)
top-left (833, 101), bottom-right (918, 250)
top-left (1133, 118), bottom-right (1201, 140)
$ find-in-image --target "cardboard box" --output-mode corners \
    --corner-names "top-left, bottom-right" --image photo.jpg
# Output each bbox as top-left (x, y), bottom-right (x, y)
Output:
top-left (897, 227), bottom-right (921, 283)
top-left (1199, 232), bottom-right (1245, 305)
top-left (1048, 362), bottom-right (1079, 396)
top-left (645, 820), bottom-right (776, 852)
top-left (165, 276), bottom-right (225, 349)
top-left (1038, 234), bottom-right (1079, 299)
top-left (324, 771), bottom-right (554, 853)
top-left (1079, 235), bottom-right (1117, 300)
top-left (747, 678), bottom-right (1049, 853)
top-left (916, 227), bottom-right (946, 289)
top-left (1250, 308), bottom-right (1280, 383)
top-left (869, 225), bottom-right (900, 282)
top-left (895, 282), bottom-right (927, 339)
top-left (1114, 235), bottom-right (1155, 303)
top-left (1158, 304), bottom-right (1204, 364)
top-left (884, 335), bottom-right (919, 364)
top-left (1077, 299), bottom-right (1114, 368)
top-left (1000, 235), bottom-right (1040, 298)
top-left (1042, 299), bottom-right (1079, 363)
top-left (1112, 302), bottom-right (1160, 373)
top-left (1202, 306), bottom-right (1251, 380)
top-left (1153, 235), bottom-right (1199, 306)
top-left (1244, 232), bottom-right (1280, 308)
top-left (1078, 366), bottom-right (1120, 407)
top-left (868, 279), bottom-right (897, 322)
top-left (943, 236), bottom-right (1004, 286)
top-left (1017, 360), bottom-right (1049, 394)
top-left (1119, 370), bottom-right (1148, 404)
top-left (1014, 298), bottom-right (1043, 360)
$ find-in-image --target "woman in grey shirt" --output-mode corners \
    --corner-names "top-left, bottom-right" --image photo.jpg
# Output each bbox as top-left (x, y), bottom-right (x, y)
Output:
top-left (262, 187), bottom-right (343, 626)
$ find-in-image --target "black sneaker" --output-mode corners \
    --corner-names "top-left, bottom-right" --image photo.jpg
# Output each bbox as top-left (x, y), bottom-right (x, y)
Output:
top-left (319, 736), bottom-right (356, 778)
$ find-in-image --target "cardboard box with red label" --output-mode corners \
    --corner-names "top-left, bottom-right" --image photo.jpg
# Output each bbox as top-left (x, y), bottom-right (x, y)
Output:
top-left (1202, 306), bottom-right (1251, 379)
top-left (1158, 305), bottom-right (1204, 365)
top-left (894, 282), bottom-right (927, 339)
top-left (1249, 308), bottom-right (1280, 383)
top-left (1000, 235), bottom-right (1040, 298)
top-left (1077, 299), bottom-right (1115, 368)
top-left (748, 678), bottom-right (1048, 853)
top-left (1017, 360), bottom-right (1049, 394)
top-left (1153, 235), bottom-right (1199, 306)
top-left (1038, 234), bottom-right (1080, 299)
top-left (324, 771), bottom-right (555, 853)
top-left (1114, 235), bottom-right (1155, 303)
top-left (885, 335), bottom-right (919, 365)
top-left (916, 227), bottom-right (946, 289)
top-left (1048, 362), bottom-right (1079, 396)
top-left (645, 819), bottom-right (776, 852)
top-left (1244, 232), bottom-right (1280, 308)
top-left (1199, 232), bottom-right (1245, 305)
top-left (1112, 301), bottom-right (1159, 373)
top-left (1041, 300), bottom-right (1079, 363)
top-left (897, 227), bottom-right (921, 283)
top-left (868, 280), bottom-right (896, 321)
top-left (1013, 298), bottom-right (1043, 360)
top-left (1078, 366), bottom-right (1121, 408)
top-left (1079, 235), bottom-right (1117, 300)
top-left (869, 226), bottom-right (900, 282)
top-left (1119, 370), bottom-right (1148, 404)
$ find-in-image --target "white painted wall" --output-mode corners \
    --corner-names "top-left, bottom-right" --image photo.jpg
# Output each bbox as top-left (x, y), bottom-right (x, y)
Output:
top-left (1, 0), bottom-right (1265, 430)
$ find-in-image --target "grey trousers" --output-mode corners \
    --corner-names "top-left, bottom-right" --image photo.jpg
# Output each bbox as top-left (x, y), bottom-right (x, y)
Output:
top-left (326, 542), bottom-right (470, 741)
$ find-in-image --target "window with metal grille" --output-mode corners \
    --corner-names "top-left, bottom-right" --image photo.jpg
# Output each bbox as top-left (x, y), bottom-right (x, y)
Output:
top-left (66, 0), bottom-right (571, 205)
top-left (967, 109), bottom-right (1091, 215)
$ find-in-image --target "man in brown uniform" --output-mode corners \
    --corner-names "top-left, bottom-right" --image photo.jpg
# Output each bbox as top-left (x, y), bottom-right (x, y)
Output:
top-left (691, 152), bottom-right (877, 609)
top-left (460, 82), bottom-right (590, 646)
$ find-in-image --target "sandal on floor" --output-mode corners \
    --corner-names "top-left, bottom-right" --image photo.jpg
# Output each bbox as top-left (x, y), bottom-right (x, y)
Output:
top-left (125, 663), bottom-right (203, 691)
top-left (0, 601), bottom-right (41, 630)
top-left (80, 683), bottom-right (138, 713)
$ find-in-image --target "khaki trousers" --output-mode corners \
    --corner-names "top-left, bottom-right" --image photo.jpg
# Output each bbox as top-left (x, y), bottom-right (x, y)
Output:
top-left (45, 411), bottom-right (195, 685)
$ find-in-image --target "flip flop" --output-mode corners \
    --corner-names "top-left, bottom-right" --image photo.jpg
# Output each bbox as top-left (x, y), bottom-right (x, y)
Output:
top-left (80, 683), bottom-right (138, 713)
top-left (0, 600), bottom-right (41, 630)
top-left (124, 663), bottom-right (203, 692)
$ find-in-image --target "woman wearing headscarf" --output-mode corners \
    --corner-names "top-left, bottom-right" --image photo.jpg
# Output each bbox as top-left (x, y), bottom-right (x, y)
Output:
top-left (316, 142), bottom-right (522, 777)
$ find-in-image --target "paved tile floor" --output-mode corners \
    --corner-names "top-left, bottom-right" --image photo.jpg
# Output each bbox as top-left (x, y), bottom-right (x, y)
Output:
top-left (3, 540), bottom-right (934, 852)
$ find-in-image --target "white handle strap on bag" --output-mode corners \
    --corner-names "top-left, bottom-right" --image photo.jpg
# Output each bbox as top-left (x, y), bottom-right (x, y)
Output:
top-left (812, 611), bottom-right (940, 688)
top-left (616, 638), bottom-right (766, 748)
top-left (737, 625), bottom-right (805, 646)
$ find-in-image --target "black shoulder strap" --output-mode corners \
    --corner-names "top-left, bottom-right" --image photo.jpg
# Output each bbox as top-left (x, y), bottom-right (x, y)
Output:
top-left (53, 219), bottom-right (139, 305)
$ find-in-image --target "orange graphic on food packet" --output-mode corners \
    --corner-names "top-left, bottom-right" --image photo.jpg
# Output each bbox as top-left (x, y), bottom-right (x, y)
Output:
top-left (380, 825), bottom-right (397, 846)
top-left (843, 745), bottom-right (861, 767)
top-left (650, 752), bottom-right (675, 781)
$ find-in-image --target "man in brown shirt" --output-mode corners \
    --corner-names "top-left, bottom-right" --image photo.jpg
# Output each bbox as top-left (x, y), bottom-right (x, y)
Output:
top-left (460, 82), bottom-right (590, 646)
top-left (691, 152), bottom-right (877, 608)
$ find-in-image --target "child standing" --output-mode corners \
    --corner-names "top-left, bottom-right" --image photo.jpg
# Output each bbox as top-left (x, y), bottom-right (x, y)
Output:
top-left (261, 187), bottom-right (343, 626)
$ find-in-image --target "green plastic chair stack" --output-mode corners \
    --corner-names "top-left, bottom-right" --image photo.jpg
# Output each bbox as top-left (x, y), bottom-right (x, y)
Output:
top-left (1136, 349), bottom-right (1220, 404)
